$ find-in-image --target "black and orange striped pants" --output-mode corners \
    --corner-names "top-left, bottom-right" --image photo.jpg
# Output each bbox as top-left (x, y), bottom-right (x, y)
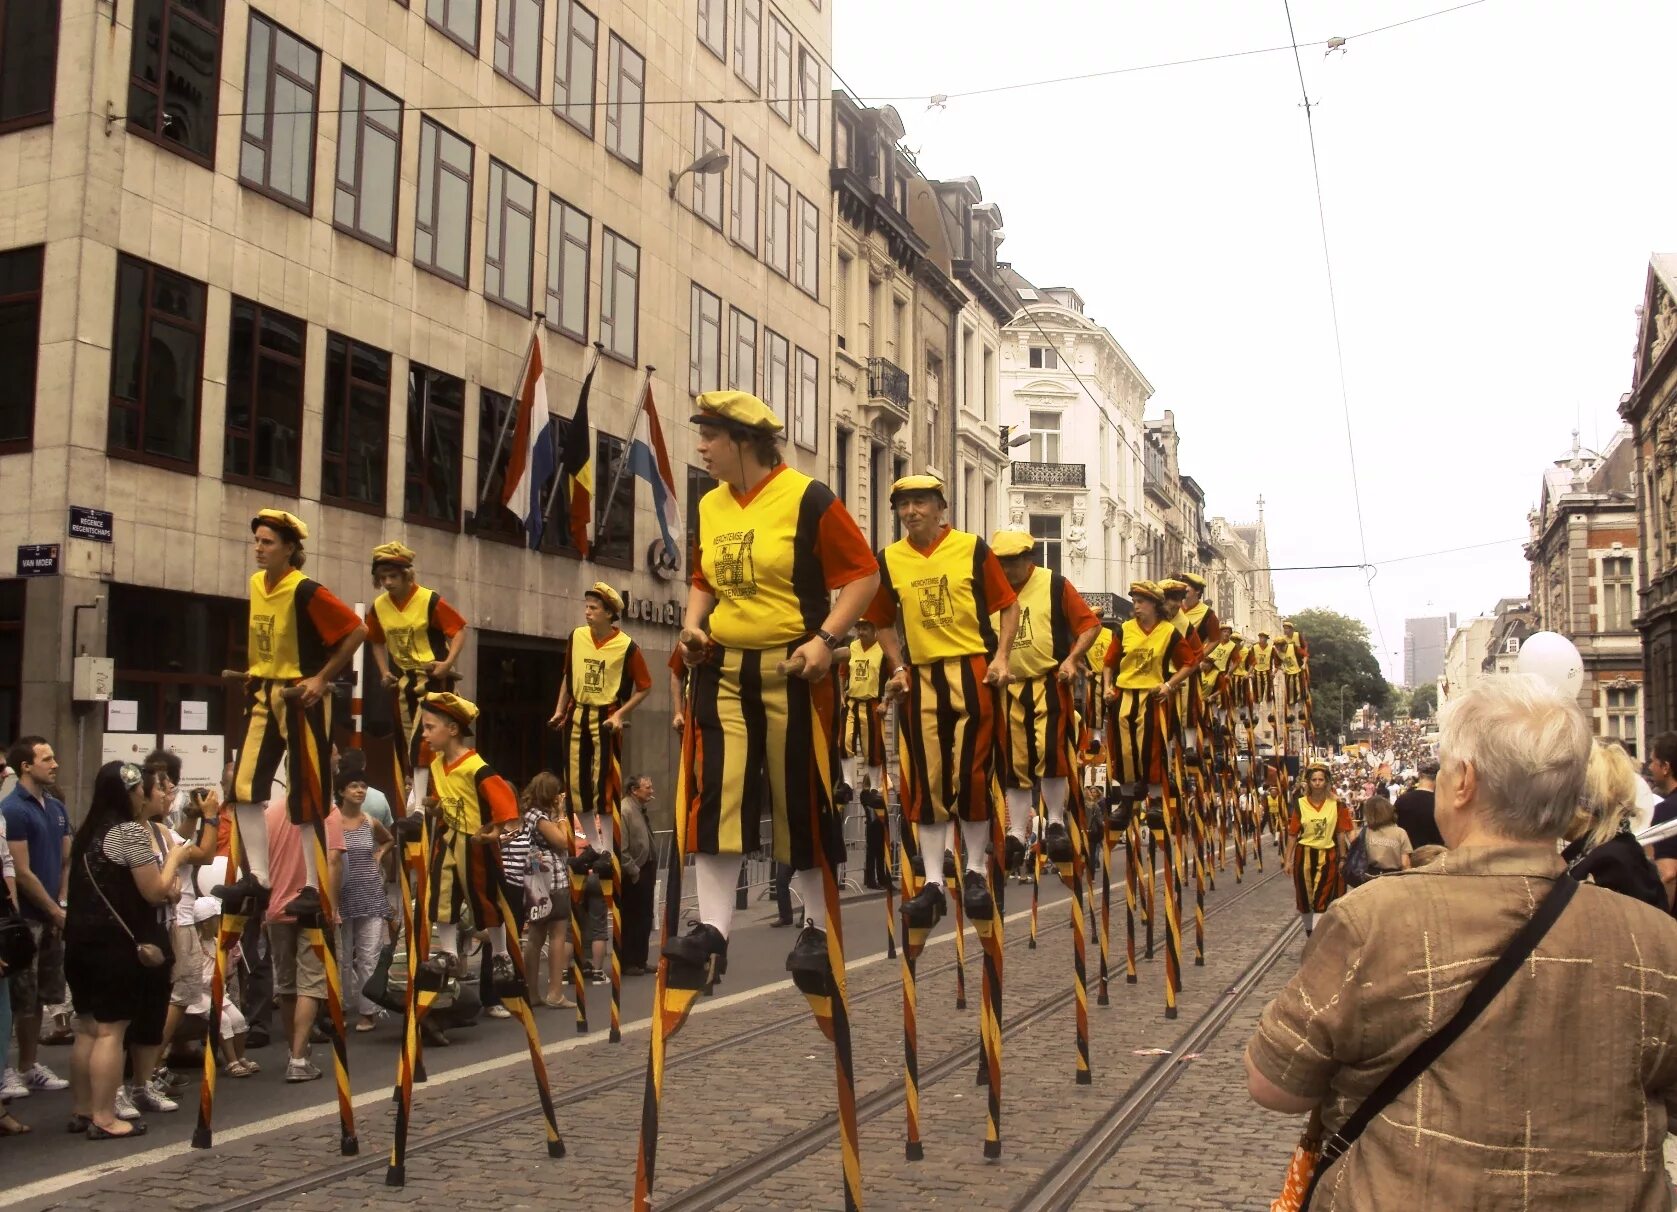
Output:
top-left (564, 704), bottom-right (624, 818)
top-left (898, 655), bottom-right (998, 825)
top-left (428, 824), bottom-right (506, 928)
top-left (1106, 686), bottom-right (1166, 792)
top-left (998, 675), bottom-right (1075, 788)
top-left (390, 666), bottom-right (443, 777)
top-left (1292, 845), bottom-right (1343, 913)
top-left (233, 677), bottom-right (332, 825)
top-left (839, 697), bottom-right (886, 767)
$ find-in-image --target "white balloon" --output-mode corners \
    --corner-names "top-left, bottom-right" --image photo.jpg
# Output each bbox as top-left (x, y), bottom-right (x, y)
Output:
top-left (1514, 631), bottom-right (1584, 698)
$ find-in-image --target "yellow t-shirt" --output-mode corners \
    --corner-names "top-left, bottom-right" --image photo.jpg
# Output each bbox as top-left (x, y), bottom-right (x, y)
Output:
top-left (1112, 618), bottom-right (1178, 690)
top-left (1252, 641), bottom-right (1275, 674)
top-left (1276, 638), bottom-right (1302, 675)
top-left (566, 626), bottom-right (644, 707)
top-left (1086, 626), bottom-right (1113, 675)
top-left (1003, 566), bottom-right (1057, 679)
top-left (429, 749), bottom-right (519, 833)
top-left (1293, 795), bottom-right (1342, 850)
top-left (248, 570), bottom-right (304, 680)
top-left (846, 640), bottom-right (882, 700)
top-left (877, 529), bottom-right (1006, 664)
top-left (372, 586), bottom-right (443, 670)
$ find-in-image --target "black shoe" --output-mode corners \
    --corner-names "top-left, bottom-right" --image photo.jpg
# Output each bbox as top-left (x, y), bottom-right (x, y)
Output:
top-left (962, 870), bottom-right (995, 921)
top-left (770, 917), bottom-right (795, 928)
top-left (901, 882), bottom-right (946, 930)
top-left (421, 1020), bottom-right (451, 1048)
top-left (282, 886), bottom-right (323, 919)
top-left (245, 1027), bottom-right (271, 1049)
top-left (1107, 803), bottom-right (1132, 832)
top-left (1004, 834), bottom-right (1025, 871)
top-left (391, 815), bottom-right (425, 843)
top-left (492, 954), bottom-right (524, 997)
top-left (661, 923), bottom-right (728, 980)
top-left (211, 872), bottom-right (263, 915)
top-left (1146, 802), bottom-right (1166, 830)
top-left (1045, 821), bottom-right (1075, 865)
top-left (942, 851), bottom-right (958, 880)
top-left (834, 781), bottom-right (854, 806)
top-left (785, 923), bottom-right (832, 978)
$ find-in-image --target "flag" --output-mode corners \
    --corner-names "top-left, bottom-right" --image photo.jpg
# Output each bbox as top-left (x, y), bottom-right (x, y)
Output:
top-left (556, 360), bottom-right (596, 556)
top-left (627, 380), bottom-right (681, 562)
top-left (500, 326), bottom-right (554, 549)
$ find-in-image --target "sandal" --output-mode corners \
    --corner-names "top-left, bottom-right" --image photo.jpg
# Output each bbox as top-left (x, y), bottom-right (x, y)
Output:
top-left (354, 1018), bottom-right (378, 1033)
top-left (66, 1114), bottom-right (92, 1135)
top-left (0, 1112), bottom-right (30, 1136)
top-left (543, 995), bottom-right (576, 1009)
top-left (87, 1120), bottom-right (148, 1140)
top-left (223, 1059), bottom-right (258, 1078)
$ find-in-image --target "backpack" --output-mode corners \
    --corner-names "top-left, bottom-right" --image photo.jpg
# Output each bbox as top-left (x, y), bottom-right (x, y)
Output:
top-left (1343, 827), bottom-right (1374, 888)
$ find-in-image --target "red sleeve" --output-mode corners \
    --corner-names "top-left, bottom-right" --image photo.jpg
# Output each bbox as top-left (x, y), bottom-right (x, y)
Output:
top-left (816, 500), bottom-right (879, 590)
top-left (1167, 633), bottom-right (1192, 675)
top-left (668, 649), bottom-right (686, 674)
top-left (363, 605), bottom-right (385, 643)
top-left (434, 596), bottom-right (467, 638)
top-left (1287, 807), bottom-right (1301, 837)
top-left (1062, 582), bottom-right (1099, 636)
top-left (1338, 804), bottom-right (1354, 833)
top-left (1104, 627), bottom-right (1125, 671)
top-left (626, 646), bottom-right (652, 692)
top-left (307, 585), bottom-right (363, 647)
top-left (863, 583), bottom-right (899, 629)
top-left (478, 769), bottom-right (520, 824)
top-left (979, 550), bottom-right (1017, 611)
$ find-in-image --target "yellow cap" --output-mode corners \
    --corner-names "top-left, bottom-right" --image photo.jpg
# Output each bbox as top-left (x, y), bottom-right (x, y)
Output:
top-left (1282, 619), bottom-right (1296, 628)
top-left (1258, 629), bottom-right (1271, 638)
top-left (585, 581), bottom-right (624, 615)
top-left (421, 691), bottom-right (478, 735)
top-left (370, 541), bottom-right (416, 570)
top-left (1305, 760), bottom-right (1331, 776)
top-left (690, 390), bottom-right (784, 434)
top-left (1130, 580), bottom-right (1164, 605)
top-left (1228, 631), bottom-right (1243, 643)
top-left (889, 474), bottom-right (946, 504)
top-left (251, 508), bottom-right (308, 542)
top-left (1179, 572), bottom-right (1207, 592)
top-left (1158, 578), bottom-right (1189, 596)
top-left (988, 529), bottom-right (1036, 559)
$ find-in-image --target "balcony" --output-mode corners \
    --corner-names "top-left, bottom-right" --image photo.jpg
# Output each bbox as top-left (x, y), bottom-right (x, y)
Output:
top-left (1083, 591), bottom-right (1131, 621)
top-left (867, 356), bottom-right (910, 417)
top-left (1010, 461), bottom-right (1086, 489)
top-left (1143, 468), bottom-right (1173, 508)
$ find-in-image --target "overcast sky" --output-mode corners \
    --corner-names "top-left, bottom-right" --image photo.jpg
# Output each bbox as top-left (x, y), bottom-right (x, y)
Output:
top-left (831, 0), bottom-right (1677, 683)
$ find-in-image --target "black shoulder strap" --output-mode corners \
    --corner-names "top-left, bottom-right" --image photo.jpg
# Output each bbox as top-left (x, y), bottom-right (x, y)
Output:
top-left (1307, 873), bottom-right (1578, 1200)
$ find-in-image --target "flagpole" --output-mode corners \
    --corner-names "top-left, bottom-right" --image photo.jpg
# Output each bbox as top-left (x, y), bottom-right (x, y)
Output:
top-left (595, 364), bottom-right (656, 553)
top-left (543, 341), bottom-right (606, 521)
top-left (478, 313), bottom-right (546, 517)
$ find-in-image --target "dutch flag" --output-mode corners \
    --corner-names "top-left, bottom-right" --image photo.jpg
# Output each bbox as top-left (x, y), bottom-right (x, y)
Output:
top-left (501, 327), bottom-right (555, 549)
top-left (626, 380), bottom-right (681, 563)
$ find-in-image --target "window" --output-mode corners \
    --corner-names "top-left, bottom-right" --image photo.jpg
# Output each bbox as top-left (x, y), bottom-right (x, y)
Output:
top-left (334, 70), bottom-right (402, 250)
top-left (834, 251), bottom-right (850, 351)
top-left (546, 196), bottom-right (590, 342)
top-left (692, 108), bottom-right (725, 229)
top-left (697, 0), bottom-right (725, 60)
top-left (763, 329), bottom-right (790, 427)
top-left (553, 0), bottom-right (597, 135)
top-left (684, 465), bottom-right (717, 564)
top-left (475, 390), bottom-right (526, 543)
top-left (689, 284), bottom-right (722, 396)
top-left (1504, 636), bottom-right (1520, 655)
top-left (128, 0), bottom-right (221, 165)
top-left (1605, 686), bottom-right (1639, 744)
top-left (426, 0), bottom-right (480, 52)
top-left (239, 13), bottom-right (320, 211)
top-left (593, 432), bottom-right (635, 567)
top-left (493, 0), bottom-right (542, 96)
top-left (834, 115), bottom-right (851, 170)
top-left (734, 0), bottom-right (760, 91)
top-left (0, 0), bottom-right (57, 132)
top-left (537, 415), bottom-right (580, 556)
top-left (405, 364), bottom-right (464, 529)
top-left (767, 15), bottom-right (791, 123)
top-left (795, 45), bottom-right (820, 148)
top-left (605, 34), bottom-right (645, 168)
top-left (1031, 515), bottom-right (1063, 575)
top-left (982, 476), bottom-right (994, 537)
top-left (224, 298), bottom-right (305, 488)
top-left (485, 158), bottom-right (536, 313)
top-left (1028, 345), bottom-right (1059, 370)
top-left (794, 347), bottom-right (819, 451)
top-left (834, 428), bottom-right (850, 505)
top-left (0, 245), bottom-right (43, 451)
top-left (1603, 556), bottom-right (1635, 631)
top-left (960, 328), bottom-right (974, 412)
top-left (731, 141), bottom-right (759, 253)
top-left (893, 297), bottom-right (907, 357)
top-left (1028, 409), bottom-right (1061, 464)
top-left (765, 168), bottom-right (791, 276)
top-left (962, 467), bottom-right (975, 530)
top-left (795, 195), bottom-right (820, 297)
top-left (730, 308), bottom-right (756, 391)
top-left (924, 353), bottom-right (940, 464)
top-left (321, 332), bottom-right (390, 512)
top-left (982, 346), bottom-right (995, 419)
top-left (415, 117), bottom-right (474, 285)
top-left (108, 254), bottom-right (205, 469)
top-left (868, 443), bottom-right (885, 549)
top-left (892, 455), bottom-right (906, 540)
top-left (599, 228), bottom-right (639, 362)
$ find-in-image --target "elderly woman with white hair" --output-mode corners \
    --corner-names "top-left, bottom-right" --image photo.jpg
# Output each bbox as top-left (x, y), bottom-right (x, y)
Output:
top-left (1562, 738), bottom-right (1665, 911)
top-left (1246, 676), bottom-right (1677, 1210)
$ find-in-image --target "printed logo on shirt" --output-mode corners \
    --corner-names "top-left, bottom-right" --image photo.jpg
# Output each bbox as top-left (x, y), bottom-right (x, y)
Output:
top-left (388, 626), bottom-right (419, 667)
top-left (853, 658), bottom-right (872, 683)
top-left (1302, 812), bottom-right (1333, 846)
top-left (713, 529), bottom-right (757, 598)
top-left (1016, 605), bottom-right (1035, 645)
top-left (252, 613), bottom-right (276, 663)
top-left (912, 574), bottom-right (954, 629)
top-left (582, 658), bottom-right (607, 695)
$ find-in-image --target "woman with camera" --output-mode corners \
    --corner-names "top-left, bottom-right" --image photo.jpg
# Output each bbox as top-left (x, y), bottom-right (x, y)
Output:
top-left (63, 761), bottom-right (190, 1139)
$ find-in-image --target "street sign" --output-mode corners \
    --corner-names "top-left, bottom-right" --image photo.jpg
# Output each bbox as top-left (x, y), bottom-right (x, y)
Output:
top-left (69, 505), bottom-right (114, 542)
top-left (16, 543), bottom-right (59, 576)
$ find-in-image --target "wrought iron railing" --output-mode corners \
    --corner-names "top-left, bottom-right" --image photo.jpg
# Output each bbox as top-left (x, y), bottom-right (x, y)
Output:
top-left (1010, 461), bottom-right (1085, 488)
top-left (867, 356), bottom-right (910, 410)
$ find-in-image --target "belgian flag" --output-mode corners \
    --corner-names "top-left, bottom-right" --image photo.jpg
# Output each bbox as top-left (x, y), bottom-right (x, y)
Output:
top-left (556, 361), bottom-right (596, 556)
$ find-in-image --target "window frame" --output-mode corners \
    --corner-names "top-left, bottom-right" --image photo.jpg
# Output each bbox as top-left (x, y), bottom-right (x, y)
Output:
top-left (793, 345), bottom-right (819, 452)
top-left (591, 431), bottom-right (636, 570)
top-left (403, 362), bottom-right (466, 532)
top-left (767, 14), bottom-right (792, 124)
top-left (546, 194), bottom-right (591, 344)
top-left (763, 328), bottom-right (790, 427)
top-left (126, 0), bottom-right (223, 168)
top-left (733, 0), bottom-right (761, 92)
top-left (1028, 345), bottom-right (1059, 370)
top-left (223, 295), bottom-right (307, 491)
top-left (599, 226), bottom-right (640, 365)
top-left (794, 192), bottom-right (819, 298)
top-left (604, 33), bottom-right (645, 170)
top-left (690, 106), bottom-right (726, 230)
top-left (238, 11), bottom-right (321, 214)
top-left (0, 244), bottom-right (44, 453)
top-left (729, 307), bottom-right (757, 392)
top-left (689, 283), bottom-right (723, 397)
top-left (107, 253), bottom-right (207, 473)
top-left (730, 140), bottom-right (760, 255)
top-left (764, 167), bottom-right (791, 277)
top-left (492, 0), bottom-right (543, 98)
top-left (1030, 514), bottom-right (1063, 574)
top-left (1602, 555), bottom-right (1635, 632)
top-left (0, 0), bottom-right (59, 135)
top-left (319, 330), bottom-right (391, 516)
top-left (795, 44), bottom-right (820, 149)
top-left (1028, 409), bottom-right (1061, 464)
top-left (474, 388), bottom-right (528, 545)
top-left (696, 0), bottom-right (725, 62)
top-left (552, 0), bottom-right (598, 137)
top-left (484, 157), bottom-right (538, 315)
top-left (414, 115), bottom-right (475, 287)
top-left (332, 68), bottom-right (403, 252)
top-left (426, 0), bottom-right (482, 54)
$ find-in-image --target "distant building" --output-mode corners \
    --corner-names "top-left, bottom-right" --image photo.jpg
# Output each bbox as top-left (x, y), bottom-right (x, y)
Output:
top-left (1480, 597), bottom-right (1535, 678)
top-left (1404, 614), bottom-right (1455, 688)
top-left (1207, 510), bottom-right (1280, 640)
top-left (1439, 616), bottom-right (1493, 706)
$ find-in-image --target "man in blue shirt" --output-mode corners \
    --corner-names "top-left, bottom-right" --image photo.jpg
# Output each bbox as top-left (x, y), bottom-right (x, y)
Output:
top-left (1, 736), bottom-right (71, 1098)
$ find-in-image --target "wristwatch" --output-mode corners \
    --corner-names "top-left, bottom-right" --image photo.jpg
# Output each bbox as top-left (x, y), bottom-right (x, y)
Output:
top-left (815, 628), bottom-right (843, 650)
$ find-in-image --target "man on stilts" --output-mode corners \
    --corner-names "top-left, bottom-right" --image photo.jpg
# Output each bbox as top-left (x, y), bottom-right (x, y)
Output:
top-left (838, 622), bottom-right (890, 888)
top-left (1284, 761), bottom-right (1353, 937)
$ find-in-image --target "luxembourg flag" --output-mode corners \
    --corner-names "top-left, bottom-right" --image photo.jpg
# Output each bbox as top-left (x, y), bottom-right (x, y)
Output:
top-left (500, 327), bottom-right (555, 549)
top-left (626, 380), bottom-right (681, 562)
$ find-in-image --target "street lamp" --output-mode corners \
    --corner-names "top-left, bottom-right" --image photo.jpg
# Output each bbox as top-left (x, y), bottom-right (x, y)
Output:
top-left (997, 424), bottom-right (1032, 457)
top-left (668, 150), bottom-right (731, 198)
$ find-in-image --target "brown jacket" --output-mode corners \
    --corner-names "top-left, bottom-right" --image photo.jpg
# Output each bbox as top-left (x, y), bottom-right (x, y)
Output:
top-left (1248, 845), bottom-right (1677, 1210)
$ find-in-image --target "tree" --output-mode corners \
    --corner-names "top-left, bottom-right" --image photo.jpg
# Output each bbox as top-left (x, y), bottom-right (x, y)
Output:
top-left (1288, 607), bottom-right (1391, 743)
top-left (1409, 683), bottom-right (1439, 719)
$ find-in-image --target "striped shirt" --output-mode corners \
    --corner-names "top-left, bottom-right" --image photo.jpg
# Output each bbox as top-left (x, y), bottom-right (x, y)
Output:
top-left (337, 817), bottom-right (388, 921)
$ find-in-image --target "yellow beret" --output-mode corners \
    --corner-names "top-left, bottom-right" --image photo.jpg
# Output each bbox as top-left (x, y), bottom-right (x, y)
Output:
top-left (1282, 619), bottom-right (1296, 628)
top-left (1158, 579), bottom-right (1189, 596)
top-left (371, 541), bottom-right (416, 569)
top-left (889, 474), bottom-right (946, 503)
top-left (420, 691), bottom-right (478, 734)
top-left (1179, 572), bottom-right (1207, 592)
top-left (690, 390), bottom-right (783, 434)
top-left (1228, 631), bottom-right (1243, 642)
top-left (1305, 761), bottom-right (1331, 776)
top-left (988, 529), bottom-right (1036, 559)
top-left (1130, 580), bottom-right (1164, 605)
top-left (1258, 629), bottom-right (1271, 638)
top-left (585, 581), bottom-right (624, 614)
top-left (251, 508), bottom-right (308, 542)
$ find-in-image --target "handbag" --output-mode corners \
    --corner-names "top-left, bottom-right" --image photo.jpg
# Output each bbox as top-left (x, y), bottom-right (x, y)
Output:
top-left (84, 852), bottom-right (169, 969)
top-left (1342, 829), bottom-right (1372, 888)
top-left (0, 915), bottom-right (35, 972)
top-left (1288, 872), bottom-right (1578, 1209)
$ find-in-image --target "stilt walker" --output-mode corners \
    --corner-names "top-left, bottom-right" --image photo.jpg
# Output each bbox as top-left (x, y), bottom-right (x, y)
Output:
top-left (203, 510), bottom-right (367, 1151)
top-left (192, 795), bottom-right (244, 1149)
top-left (895, 785), bottom-right (926, 1160)
top-left (874, 475), bottom-right (1020, 1157)
top-left (386, 801), bottom-right (432, 1181)
top-left (1050, 762), bottom-right (1094, 1083)
top-left (564, 822), bottom-right (591, 1033)
top-left (1284, 762), bottom-right (1354, 939)
top-left (636, 391), bottom-right (877, 1212)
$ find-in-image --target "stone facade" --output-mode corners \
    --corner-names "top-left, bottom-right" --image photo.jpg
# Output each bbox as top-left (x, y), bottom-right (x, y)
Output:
top-left (1439, 615), bottom-right (1493, 706)
top-left (1206, 513), bottom-right (1280, 641)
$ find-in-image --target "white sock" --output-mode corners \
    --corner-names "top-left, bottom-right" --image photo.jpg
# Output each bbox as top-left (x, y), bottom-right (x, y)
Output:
top-left (1004, 789), bottom-right (1033, 842)
top-left (1040, 778), bottom-right (1069, 826)
top-left (840, 757), bottom-right (858, 788)
top-left (865, 766), bottom-right (883, 792)
top-left (406, 768), bottom-right (430, 815)
top-left (792, 868), bottom-right (828, 931)
top-left (921, 821), bottom-right (956, 888)
top-left (694, 852), bottom-right (740, 938)
top-left (488, 925), bottom-right (507, 957)
top-left (960, 819), bottom-right (990, 874)
top-left (234, 802), bottom-right (271, 885)
top-left (434, 923), bottom-right (459, 957)
top-left (301, 838), bottom-right (319, 890)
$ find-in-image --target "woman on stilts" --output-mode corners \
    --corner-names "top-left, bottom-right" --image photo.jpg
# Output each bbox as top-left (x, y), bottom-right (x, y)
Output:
top-left (1285, 761), bottom-right (1354, 936)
